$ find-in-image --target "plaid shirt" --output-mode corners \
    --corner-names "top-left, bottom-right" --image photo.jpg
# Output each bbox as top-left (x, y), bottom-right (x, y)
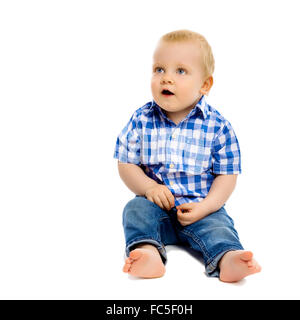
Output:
top-left (114, 96), bottom-right (241, 206)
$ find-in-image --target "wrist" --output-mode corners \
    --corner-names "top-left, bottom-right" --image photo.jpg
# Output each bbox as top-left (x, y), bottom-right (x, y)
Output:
top-left (198, 197), bottom-right (220, 216)
top-left (143, 179), bottom-right (159, 196)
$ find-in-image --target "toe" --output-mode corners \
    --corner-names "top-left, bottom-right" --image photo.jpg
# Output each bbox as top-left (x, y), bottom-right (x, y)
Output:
top-left (125, 257), bottom-right (132, 264)
top-left (129, 249), bottom-right (142, 260)
top-left (123, 265), bottom-right (129, 273)
top-left (123, 262), bottom-right (131, 273)
top-left (240, 251), bottom-right (253, 262)
top-left (249, 261), bottom-right (261, 274)
top-left (123, 257), bottom-right (133, 273)
top-left (256, 264), bottom-right (262, 272)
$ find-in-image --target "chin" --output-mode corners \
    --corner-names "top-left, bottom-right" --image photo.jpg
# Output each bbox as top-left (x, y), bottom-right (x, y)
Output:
top-left (157, 98), bottom-right (174, 108)
top-left (158, 103), bottom-right (175, 112)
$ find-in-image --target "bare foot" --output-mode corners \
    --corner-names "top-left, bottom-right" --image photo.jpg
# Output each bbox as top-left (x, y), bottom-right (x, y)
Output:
top-left (123, 244), bottom-right (165, 279)
top-left (219, 250), bottom-right (261, 283)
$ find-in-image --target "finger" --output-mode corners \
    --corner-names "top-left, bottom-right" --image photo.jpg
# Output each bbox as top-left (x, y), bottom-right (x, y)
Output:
top-left (178, 208), bottom-right (187, 216)
top-left (162, 191), bottom-right (172, 210)
top-left (159, 193), bottom-right (170, 211)
top-left (164, 192), bottom-right (175, 210)
top-left (177, 211), bottom-right (188, 226)
top-left (146, 195), bottom-right (154, 204)
top-left (177, 209), bottom-right (183, 221)
top-left (177, 203), bottom-right (193, 211)
top-left (177, 203), bottom-right (192, 209)
top-left (164, 189), bottom-right (175, 208)
top-left (177, 209), bottom-right (187, 220)
top-left (169, 195), bottom-right (175, 208)
top-left (154, 195), bottom-right (164, 210)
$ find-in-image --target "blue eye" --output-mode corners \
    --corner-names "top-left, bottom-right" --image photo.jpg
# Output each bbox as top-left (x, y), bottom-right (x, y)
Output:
top-left (155, 67), bottom-right (164, 73)
top-left (177, 68), bottom-right (186, 75)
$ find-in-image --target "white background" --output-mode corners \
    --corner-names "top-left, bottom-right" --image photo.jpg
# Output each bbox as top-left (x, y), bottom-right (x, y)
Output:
top-left (0, 0), bottom-right (300, 299)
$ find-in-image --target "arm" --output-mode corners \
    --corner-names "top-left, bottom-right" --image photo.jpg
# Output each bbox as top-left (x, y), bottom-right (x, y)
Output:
top-left (177, 119), bottom-right (241, 225)
top-left (176, 174), bottom-right (237, 226)
top-left (118, 161), bottom-right (175, 210)
top-left (118, 161), bottom-right (158, 196)
top-left (199, 174), bottom-right (237, 215)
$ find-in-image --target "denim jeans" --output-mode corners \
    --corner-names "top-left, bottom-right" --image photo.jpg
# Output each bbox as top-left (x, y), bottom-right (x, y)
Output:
top-left (122, 195), bottom-right (244, 277)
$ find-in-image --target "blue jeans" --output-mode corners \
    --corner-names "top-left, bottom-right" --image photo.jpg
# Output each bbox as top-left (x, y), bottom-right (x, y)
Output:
top-left (122, 195), bottom-right (244, 277)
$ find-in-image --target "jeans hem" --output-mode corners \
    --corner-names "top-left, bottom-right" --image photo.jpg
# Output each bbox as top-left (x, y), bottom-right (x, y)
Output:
top-left (126, 238), bottom-right (167, 264)
top-left (205, 245), bottom-right (244, 278)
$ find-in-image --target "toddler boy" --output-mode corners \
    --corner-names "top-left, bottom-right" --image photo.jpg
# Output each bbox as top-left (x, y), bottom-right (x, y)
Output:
top-left (113, 30), bottom-right (261, 282)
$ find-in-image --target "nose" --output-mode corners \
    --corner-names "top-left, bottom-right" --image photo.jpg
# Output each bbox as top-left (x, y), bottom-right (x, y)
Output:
top-left (160, 76), bottom-right (174, 85)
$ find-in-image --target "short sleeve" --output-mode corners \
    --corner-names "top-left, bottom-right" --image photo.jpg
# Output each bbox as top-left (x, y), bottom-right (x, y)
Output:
top-left (212, 121), bottom-right (241, 174)
top-left (113, 112), bottom-right (141, 164)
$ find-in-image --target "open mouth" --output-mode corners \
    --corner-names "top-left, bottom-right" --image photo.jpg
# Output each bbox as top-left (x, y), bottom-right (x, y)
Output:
top-left (161, 89), bottom-right (174, 96)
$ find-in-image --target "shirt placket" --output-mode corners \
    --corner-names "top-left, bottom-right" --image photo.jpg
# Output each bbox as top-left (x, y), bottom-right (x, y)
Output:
top-left (165, 128), bottom-right (179, 187)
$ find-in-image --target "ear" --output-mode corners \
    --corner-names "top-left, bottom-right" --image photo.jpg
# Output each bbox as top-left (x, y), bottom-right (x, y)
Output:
top-left (200, 76), bottom-right (213, 96)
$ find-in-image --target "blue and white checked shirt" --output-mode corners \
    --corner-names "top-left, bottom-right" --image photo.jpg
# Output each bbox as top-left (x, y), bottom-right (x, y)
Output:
top-left (114, 96), bottom-right (241, 206)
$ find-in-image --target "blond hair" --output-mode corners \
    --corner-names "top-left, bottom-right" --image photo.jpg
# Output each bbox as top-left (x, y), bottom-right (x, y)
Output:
top-left (160, 29), bottom-right (215, 78)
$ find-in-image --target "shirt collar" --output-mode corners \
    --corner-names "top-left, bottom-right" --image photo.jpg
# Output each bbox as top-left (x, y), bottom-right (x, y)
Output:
top-left (194, 95), bottom-right (208, 119)
top-left (150, 95), bottom-right (208, 121)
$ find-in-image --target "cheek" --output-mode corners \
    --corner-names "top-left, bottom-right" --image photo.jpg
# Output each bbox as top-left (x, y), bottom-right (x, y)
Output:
top-left (184, 79), bottom-right (201, 94)
top-left (178, 83), bottom-right (192, 95)
top-left (178, 82), bottom-right (201, 100)
top-left (151, 78), bottom-right (159, 94)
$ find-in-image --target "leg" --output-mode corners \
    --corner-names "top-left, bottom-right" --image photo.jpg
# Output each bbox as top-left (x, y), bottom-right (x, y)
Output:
top-left (178, 206), bottom-right (259, 280)
top-left (122, 196), bottom-right (174, 278)
top-left (123, 244), bottom-right (166, 278)
top-left (219, 250), bottom-right (261, 282)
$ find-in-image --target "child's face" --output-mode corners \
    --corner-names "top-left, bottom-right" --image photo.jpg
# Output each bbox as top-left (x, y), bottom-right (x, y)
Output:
top-left (151, 40), bottom-right (212, 123)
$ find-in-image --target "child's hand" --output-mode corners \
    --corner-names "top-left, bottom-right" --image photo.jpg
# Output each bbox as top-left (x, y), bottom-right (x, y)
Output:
top-left (176, 202), bottom-right (204, 226)
top-left (145, 184), bottom-right (175, 211)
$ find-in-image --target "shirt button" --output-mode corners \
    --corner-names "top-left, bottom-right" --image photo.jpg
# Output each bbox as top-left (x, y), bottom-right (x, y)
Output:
top-left (170, 181), bottom-right (174, 186)
top-left (170, 163), bottom-right (174, 168)
top-left (172, 134), bottom-right (176, 139)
